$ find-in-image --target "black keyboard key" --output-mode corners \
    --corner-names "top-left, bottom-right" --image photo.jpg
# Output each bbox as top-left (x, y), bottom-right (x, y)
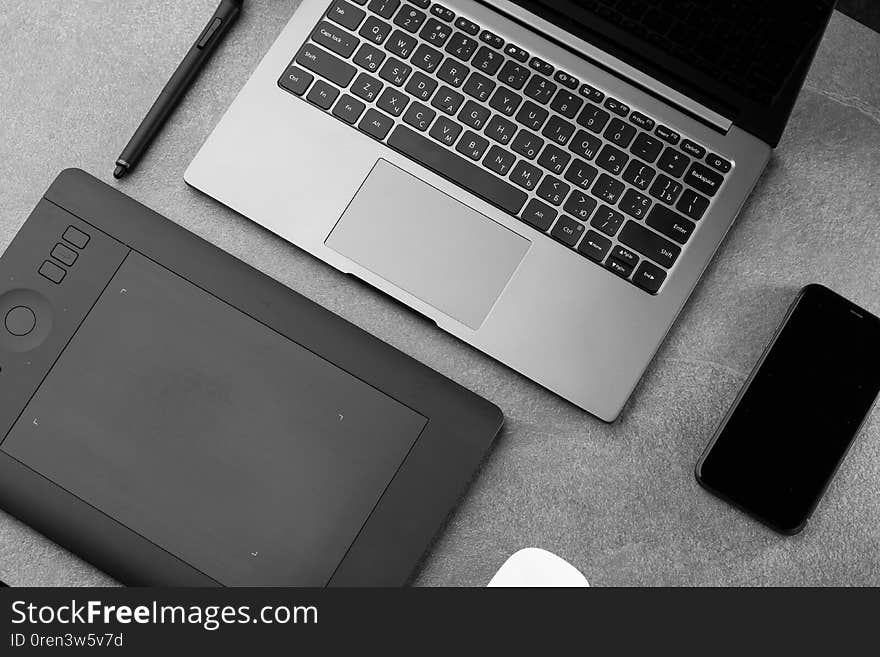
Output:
top-left (471, 46), bottom-right (504, 75)
top-left (611, 245), bottom-right (639, 269)
top-left (680, 139), bottom-right (705, 159)
top-left (333, 94), bottom-right (366, 123)
top-left (577, 230), bottom-right (611, 262)
top-left (529, 57), bottom-right (554, 76)
top-left (569, 130), bottom-right (601, 160)
top-left (312, 21), bottom-right (360, 58)
top-left (553, 70), bottom-right (579, 90)
top-left (684, 162), bottom-right (724, 197)
top-left (307, 79), bottom-right (339, 109)
top-left (550, 89), bottom-right (583, 119)
top-left (632, 261), bottom-right (667, 294)
top-left (456, 130), bottom-right (489, 160)
top-left (379, 57), bottom-right (411, 85)
top-left (430, 4), bottom-right (454, 22)
top-left (521, 198), bottom-right (557, 231)
top-left (428, 115), bottom-right (462, 145)
top-left (655, 124), bottom-right (680, 145)
top-left (563, 189), bottom-right (597, 221)
top-left (595, 144), bottom-right (629, 175)
top-left (645, 205), bottom-right (695, 244)
top-left (510, 160), bottom-right (543, 191)
top-left (483, 145), bottom-right (516, 175)
top-left (368, 0), bottom-right (399, 19)
top-left (411, 43), bottom-right (444, 72)
top-left (536, 176), bottom-right (570, 206)
top-left (445, 32), bottom-right (479, 61)
top-left (420, 17), bottom-right (452, 46)
top-left (405, 71), bottom-right (437, 100)
top-left (409, 0), bottom-right (429, 8)
top-left (676, 188), bottom-right (710, 220)
top-left (629, 132), bottom-right (663, 163)
top-left (657, 147), bottom-right (690, 177)
top-left (629, 111), bottom-right (654, 131)
top-left (618, 188), bottom-right (652, 220)
top-left (551, 215), bottom-right (585, 247)
top-left (604, 118), bottom-right (636, 148)
top-left (504, 44), bottom-right (529, 62)
top-left (564, 158), bottom-right (598, 189)
top-left (437, 59), bottom-right (469, 87)
top-left (376, 86), bottom-right (410, 116)
top-left (603, 97), bottom-right (629, 116)
top-left (538, 143), bottom-right (570, 175)
top-left (351, 72), bottom-right (383, 101)
top-left (279, 66), bottom-right (313, 96)
top-left (359, 16), bottom-right (392, 43)
top-left (359, 108), bottom-right (394, 139)
top-left (606, 256), bottom-right (634, 278)
top-left (498, 61), bottom-right (531, 90)
top-left (328, 0), bottom-right (366, 30)
top-left (705, 153), bottom-right (731, 174)
top-left (431, 85), bottom-right (464, 114)
top-left (622, 159), bottom-right (656, 190)
top-left (619, 221), bottom-right (681, 269)
top-left (649, 174), bottom-right (683, 205)
top-left (541, 115), bottom-right (575, 145)
top-left (462, 71), bottom-right (495, 101)
top-left (393, 5), bottom-right (426, 32)
top-left (523, 75), bottom-right (557, 105)
top-left (454, 16), bottom-right (480, 35)
top-left (511, 129), bottom-right (544, 160)
top-left (591, 174), bottom-right (624, 204)
top-left (485, 115), bottom-right (517, 145)
top-left (353, 42), bottom-right (386, 72)
top-left (459, 100), bottom-right (490, 129)
top-left (403, 101), bottom-right (436, 130)
top-left (515, 101), bottom-right (548, 131)
top-left (590, 204), bottom-right (624, 236)
top-left (479, 30), bottom-right (504, 49)
top-left (577, 103), bottom-right (610, 133)
top-left (489, 87), bottom-right (522, 116)
top-left (385, 29), bottom-right (417, 57)
top-left (296, 43), bottom-right (357, 87)
top-left (579, 83), bottom-right (604, 104)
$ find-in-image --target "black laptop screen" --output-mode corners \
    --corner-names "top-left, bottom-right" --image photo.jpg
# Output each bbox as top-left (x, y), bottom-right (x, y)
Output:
top-left (501, 0), bottom-right (835, 145)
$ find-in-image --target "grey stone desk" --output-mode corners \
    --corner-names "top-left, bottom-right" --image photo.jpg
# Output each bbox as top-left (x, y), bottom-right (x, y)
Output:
top-left (1, 2), bottom-right (878, 586)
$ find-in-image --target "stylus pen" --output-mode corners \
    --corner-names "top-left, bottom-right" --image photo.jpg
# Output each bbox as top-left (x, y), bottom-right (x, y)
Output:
top-left (113, 0), bottom-right (243, 179)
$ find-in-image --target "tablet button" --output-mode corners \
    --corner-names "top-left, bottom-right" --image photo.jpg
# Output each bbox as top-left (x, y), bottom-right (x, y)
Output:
top-left (63, 226), bottom-right (90, 249)
top-left (5, 306), bottom-right (36, 336)
top-left (51, 243), bottom-right (78, 266)
top-left (39, 260), bottom-right (66, 284)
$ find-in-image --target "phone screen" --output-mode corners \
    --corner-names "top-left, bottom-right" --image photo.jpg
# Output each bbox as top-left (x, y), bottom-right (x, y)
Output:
top-left (697, 285), bottom-right (880, 534)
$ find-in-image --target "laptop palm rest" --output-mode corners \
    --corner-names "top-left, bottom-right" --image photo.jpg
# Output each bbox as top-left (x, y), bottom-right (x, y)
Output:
top-left (326, 160), bottom-right (530, 330)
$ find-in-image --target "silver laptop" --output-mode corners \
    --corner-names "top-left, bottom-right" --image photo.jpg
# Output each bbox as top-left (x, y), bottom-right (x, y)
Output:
top-left (185, 0), bottom-right (834, 420)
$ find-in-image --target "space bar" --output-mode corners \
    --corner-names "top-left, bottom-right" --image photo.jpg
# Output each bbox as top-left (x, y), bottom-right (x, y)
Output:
top-left (387, 125), bottom-right (528, 216)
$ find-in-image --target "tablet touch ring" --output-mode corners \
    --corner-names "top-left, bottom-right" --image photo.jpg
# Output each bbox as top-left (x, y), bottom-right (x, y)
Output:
top-left (0, 289), bottom-right (53, 353)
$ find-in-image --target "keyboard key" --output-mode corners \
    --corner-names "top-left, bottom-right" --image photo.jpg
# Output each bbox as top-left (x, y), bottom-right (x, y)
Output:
top-left (462, 71), bottom-right (495, 101)
top-left (409, 0), bottom-right (429, 8)
top-left (590, 204), bottom-right (624, 236)
top-left (618, 188), bottom-right (652, 220)
top-left (577, 230), bottom-right (611, 262)
top-left (403, 101), bottom-right (436, 130)
top-left (654, 124), bottom-right (680, 145)
top-left (307, 79), bottom-right (339, 109)
top-left (351, 72), bottom-right (383, 101)
top-left (328, 0), bottom-right (366, 30)
top-left (603, 97), bottom-right (629, 116)
top-left (489, 87), bottom-right (522, 116)
top-left (485, 115), bottom-right (517, 145)
top-left (515, 101), bottom-right (548, 131)
top-left (459, 100), bottom-right (490, 129)
top-left (359, 16), bottom-right (392, 44)
top-left (629, 111), bottom-right (655, 131)
top-left (431, 85), bottom-right (464, 114)
top-left (471, 46), bottom-right (504, 75)
top-left (523, 75), bottom-right (556, 104)
top-left (619, 221), bottom-right (681, 268)
top-left (606, 256), bottom-right (634, 278)
top-left (579, 83), bottom-right (604, 104)
top-left (645, 205), bottom-right (695, 244)
top-left (551, 215), bottom-right (585, 246)
top-left (541, 115), bottom-right (575, 145)
top-left (498, 61), bottom-right (531, 90)
top-left (437, 59), bottom-right (469, 87)
top-left (595, 144), bottom-right (629, 175)
top-left (368, 0), bottom-right (399, 19)
top-left (676, 188), bottom-right (710, 220)
top-left (411, 43), bottom-right (444, 72)
top-left (333, 94), bottom-right (366, 123)
top-left (376, 86), bottom-right (410, 116)
top-left (312, 21), bottom-right (360, 58)
top-left (454, 16), bottom-right (480, 35)
top-left (420, 17), bottom-right (452, 46)
top-left (393, 5), bottom-right (426, 32)
top-left (536, 176), bottom-right (570, 206)
top-left (296, 43), bottom-right (357, 87)
top-left (405, 71), bottom-right (437, 100)
top-left (563, 189), bottom-right (597, 221)
top-left (456, 130), bottom-right (489, 160)
top-left (529, 57), bottom-right (554, 76)
top-left (591, 174), bottom-right (624, 204)
top-left (705, 153), bottom-right (731, 173)
top-left (479, 30), bottom-right (504, 49)
top-left (379, 57), bottom-right (411, 85)
top-left (353, 42), bottom-right (386, 72)
top-left (504, 44), bottom-right (529, 62)
top-left (577, 103), bottom-right (610, 133)
top-left (684, 162), bottom-right (724, 197)
top-left (649, 174), bottom-right (683, 205)
top-left (537, 143), bottom-right (571, 175)
top-left (622, 159), bottom-right (656, 190)
top-left (611, 245), bottom-right (639, 269)
top-left (569, 130), bottom-right (601, 160)
top-left (521, 198), bottom-right (557, 230)
top-left (553, 70), bottom-right (579, 90)
top-left (430, 4), bottom-right (454, 22)
top-left (680, 139), bottom-right (705, 159)
top-left (445, 32), bottom-right (479, 61)
top-left (632, 261), bottom-right (667, 294)
top-left (279, 66), bottom-right (313, 96)
top-left (564, 158), bottom-right (598, 189)
top-left (657, 147), bottom-right (690, 177)
top-left (511, 129), bottom-right (544, 160)
top-left (359, 108), bottom-right (394, 139)
top-left (429, 115), bottom-right (462, 145)
top-left (550, 89), bottom-right (583, 119)
top-left (385, 29), bottom-right (417, 57)
top-left (629, 132), bottom-right (663, 163)
top-left (483, 145), bottom-right (516, 175)
top-left (510, 160), bottom-right (543, 191)
top-left (603, 119), bottom-right (636, 149)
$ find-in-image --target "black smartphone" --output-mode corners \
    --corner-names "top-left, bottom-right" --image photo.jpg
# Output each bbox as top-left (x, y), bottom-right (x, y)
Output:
top-left (696, 284), bottom-right (880, 535)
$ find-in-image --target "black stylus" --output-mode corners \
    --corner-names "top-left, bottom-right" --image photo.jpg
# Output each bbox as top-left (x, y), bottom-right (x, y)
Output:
top-left (113, 0), bottom-right (243, 179)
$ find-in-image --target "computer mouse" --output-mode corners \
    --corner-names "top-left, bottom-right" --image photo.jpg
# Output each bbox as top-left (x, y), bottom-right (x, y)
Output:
top-left (487, 548), bottom-right (589, 587)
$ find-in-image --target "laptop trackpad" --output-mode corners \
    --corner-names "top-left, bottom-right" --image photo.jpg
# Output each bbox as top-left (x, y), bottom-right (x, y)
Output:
top-left (326, 160), bottom-right (530, 330)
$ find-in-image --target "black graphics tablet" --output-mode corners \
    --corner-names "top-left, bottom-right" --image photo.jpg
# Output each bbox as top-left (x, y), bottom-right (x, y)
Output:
top-left (0, 169), bottom-right (502, 586)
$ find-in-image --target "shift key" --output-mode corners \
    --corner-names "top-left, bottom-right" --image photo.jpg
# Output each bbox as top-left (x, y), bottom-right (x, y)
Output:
top-left (619, 220), bottom-right (681, 268)
top-left (296, 43), bottom-right (356, 87)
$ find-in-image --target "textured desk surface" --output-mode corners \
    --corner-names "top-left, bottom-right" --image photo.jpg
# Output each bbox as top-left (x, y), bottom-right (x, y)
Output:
top-left (1, 2), bottom-right (878, 587)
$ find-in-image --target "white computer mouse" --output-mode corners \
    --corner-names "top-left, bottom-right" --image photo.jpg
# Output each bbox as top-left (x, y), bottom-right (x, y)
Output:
top-left (487, 548), bottom-right (589, 587)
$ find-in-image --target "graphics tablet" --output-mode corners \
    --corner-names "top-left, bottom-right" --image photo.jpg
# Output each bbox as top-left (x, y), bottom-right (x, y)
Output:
top-left (0, 169), bottom-right (502, 586)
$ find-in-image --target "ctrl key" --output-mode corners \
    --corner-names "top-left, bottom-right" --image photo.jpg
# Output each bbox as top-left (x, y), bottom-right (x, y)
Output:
top-left (279, 66), bottom-right (314, 96)
top-left (632, 261), bottom-right (667, 294)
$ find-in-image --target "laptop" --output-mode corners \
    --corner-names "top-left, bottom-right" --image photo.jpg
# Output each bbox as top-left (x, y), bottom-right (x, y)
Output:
top-left (185, 0), bottom-right (835, 421)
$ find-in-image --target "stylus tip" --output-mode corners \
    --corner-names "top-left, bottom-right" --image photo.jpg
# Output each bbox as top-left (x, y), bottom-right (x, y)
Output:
top-left (113, 164), bottom-right (127, 179)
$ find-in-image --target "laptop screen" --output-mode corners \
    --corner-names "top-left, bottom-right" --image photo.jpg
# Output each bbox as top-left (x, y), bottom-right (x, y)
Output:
top-left (503, 0), bottom-right (836, 146)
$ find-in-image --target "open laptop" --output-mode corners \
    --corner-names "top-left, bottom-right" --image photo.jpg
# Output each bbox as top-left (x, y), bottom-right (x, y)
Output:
top-left (186, 0), bottom-right (835, 421)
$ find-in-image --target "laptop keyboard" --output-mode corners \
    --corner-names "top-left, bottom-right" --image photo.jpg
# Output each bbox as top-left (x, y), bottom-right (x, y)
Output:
top-left (278, 0), bottom-right (733, 295)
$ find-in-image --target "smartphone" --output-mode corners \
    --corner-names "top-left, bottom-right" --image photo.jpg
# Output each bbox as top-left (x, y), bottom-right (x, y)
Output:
top-left (696, 284), bottom-right (880, 535)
